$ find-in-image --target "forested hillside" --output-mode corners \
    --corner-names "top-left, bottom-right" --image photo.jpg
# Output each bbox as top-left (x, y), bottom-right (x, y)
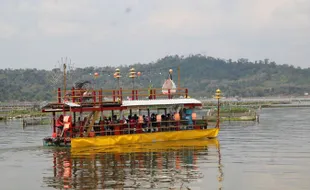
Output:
top-left (1, 55), bottom-right (310, 102)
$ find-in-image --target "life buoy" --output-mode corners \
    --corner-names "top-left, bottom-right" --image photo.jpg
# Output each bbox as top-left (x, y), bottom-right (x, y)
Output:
top-left (63, 115), bottom-right (72, 130)
top-left (89, 131), bottom-right (95, 137)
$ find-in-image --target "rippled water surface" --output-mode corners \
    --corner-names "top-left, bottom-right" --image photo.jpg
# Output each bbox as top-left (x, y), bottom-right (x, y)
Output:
top-left (0, 108), bottom-right (310, 190)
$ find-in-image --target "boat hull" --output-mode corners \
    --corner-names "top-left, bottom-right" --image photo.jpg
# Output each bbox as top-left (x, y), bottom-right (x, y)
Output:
top-left (71, 128), bottom-right (219, 148)
top-left (71, 138), bottom-right (219, 156)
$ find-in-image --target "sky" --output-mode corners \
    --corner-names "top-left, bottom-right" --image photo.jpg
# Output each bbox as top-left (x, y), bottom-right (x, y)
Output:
top-left (0, 0), bottom-right (309, 70)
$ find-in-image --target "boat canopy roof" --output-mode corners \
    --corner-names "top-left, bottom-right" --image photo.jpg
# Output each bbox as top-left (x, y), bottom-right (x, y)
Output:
top-left (121, 98), bottom-right (202, 109)
top-left (42, 102), bottom-right (81, 112)
top-left (41, 98), bottom-right (202, 112)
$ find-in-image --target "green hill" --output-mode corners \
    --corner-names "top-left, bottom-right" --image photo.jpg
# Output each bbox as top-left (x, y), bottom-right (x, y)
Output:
top-left (1, 55), bottom-right (310, 102)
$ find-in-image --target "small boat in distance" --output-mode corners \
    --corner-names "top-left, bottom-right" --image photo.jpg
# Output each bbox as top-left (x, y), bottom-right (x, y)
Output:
top-left (41, 67), bottom-right (222, 148)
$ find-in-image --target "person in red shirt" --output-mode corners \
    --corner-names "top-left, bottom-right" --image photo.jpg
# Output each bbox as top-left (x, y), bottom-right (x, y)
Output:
top-left (56, 115), bottom-right (64, 136)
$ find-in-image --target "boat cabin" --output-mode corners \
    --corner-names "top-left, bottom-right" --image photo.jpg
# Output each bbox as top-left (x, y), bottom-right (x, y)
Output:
top-left (42, 84), bottom-right (220, 147)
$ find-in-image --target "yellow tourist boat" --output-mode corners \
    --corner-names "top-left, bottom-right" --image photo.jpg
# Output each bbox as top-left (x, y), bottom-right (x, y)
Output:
top-left (41, 67), bottom-right (222, 148)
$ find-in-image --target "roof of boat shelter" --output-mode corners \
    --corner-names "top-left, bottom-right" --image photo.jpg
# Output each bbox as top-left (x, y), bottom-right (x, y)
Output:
top-left (41, 98), bottom-right (202, 112)
top-left (41, 102), bottom-right (81, 112)
top-left (121, 98), bottom-right (202, 108)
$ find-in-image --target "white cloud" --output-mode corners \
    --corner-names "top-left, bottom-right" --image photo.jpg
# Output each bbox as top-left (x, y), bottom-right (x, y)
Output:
top-left (36, 1), bottom-right (98, 37)
top-left (0, 22), bottom-right (18, 39)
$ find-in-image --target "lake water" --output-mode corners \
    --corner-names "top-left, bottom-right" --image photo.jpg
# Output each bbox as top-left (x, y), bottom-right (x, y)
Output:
top-left (0, 108), bottom-right (310, 190)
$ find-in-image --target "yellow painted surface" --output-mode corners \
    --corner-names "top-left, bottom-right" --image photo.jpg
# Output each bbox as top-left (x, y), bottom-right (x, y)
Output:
top-left (71, 128), bottom-right (219, 148)
top-left (71, 138), bottom-right (219, 157)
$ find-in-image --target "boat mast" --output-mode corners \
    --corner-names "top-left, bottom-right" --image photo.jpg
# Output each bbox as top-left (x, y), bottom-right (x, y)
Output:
top-left (63, 58), bottom-right (67, 115)
top-left (63, 61), bottom-right (67, 99)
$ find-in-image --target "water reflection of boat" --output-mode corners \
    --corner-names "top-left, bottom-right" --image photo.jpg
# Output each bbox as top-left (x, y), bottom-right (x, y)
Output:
top-left (43, 138), bottom-right (223, 190)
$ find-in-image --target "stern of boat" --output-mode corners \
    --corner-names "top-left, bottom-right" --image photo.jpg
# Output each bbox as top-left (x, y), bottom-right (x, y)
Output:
top-left (43, 137), bottom-right (71, 147)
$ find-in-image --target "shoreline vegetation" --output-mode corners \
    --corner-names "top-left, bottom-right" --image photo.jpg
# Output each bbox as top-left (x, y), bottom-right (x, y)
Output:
top-left (2, 55), bottom-right (310, 101)
top-left (0, 110), bottom-right (50, 126)
top-left (1, 97), bottom-right (310, 124)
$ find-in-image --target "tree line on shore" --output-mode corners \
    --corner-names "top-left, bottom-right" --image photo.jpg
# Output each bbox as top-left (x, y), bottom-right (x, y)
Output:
top-left (1, 54), bottom-right (310, 102)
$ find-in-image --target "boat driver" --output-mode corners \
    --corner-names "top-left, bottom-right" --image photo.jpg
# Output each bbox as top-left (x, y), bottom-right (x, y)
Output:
top-left (56, 115), bottom-right (64, 136)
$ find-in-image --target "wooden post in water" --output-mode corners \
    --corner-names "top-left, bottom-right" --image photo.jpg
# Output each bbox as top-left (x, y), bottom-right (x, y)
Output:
top-left (53, 112), bottom-right (56, 133)
top-left (256, 105), bottom-right (261, 123)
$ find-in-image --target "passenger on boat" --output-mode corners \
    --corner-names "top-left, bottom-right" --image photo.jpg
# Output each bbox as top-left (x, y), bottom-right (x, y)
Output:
top-left (102, 117), bottom-right (108, 135)
top-left (151, 113), bottom-right (156, 130)
top-left (128, 115), bottom-right (136, 134)
top-left (142, 115), bottom-right (147, 129)
top-left (107, 117), bottom-right (114, 135)
top-left (83, 117), bottom-right (89, 126)
top-left (161, 114), bottom-right (167, 130)
top-left (122, 115), bottom-right (127, 124)
top-left (94, 117), bottom-right (101, 136)
top-left (142, 115), bottom-right (150, 132)
top-left (56, 115), bottom-right (64, 136)
top-left (112, 115), bottom-right (118, 123)
top-left (126, 115), bottom-right (131, 124)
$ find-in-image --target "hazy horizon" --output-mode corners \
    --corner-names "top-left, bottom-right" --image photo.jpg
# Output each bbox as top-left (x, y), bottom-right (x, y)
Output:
top-left (0, 54), bottom-right (308, 71)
